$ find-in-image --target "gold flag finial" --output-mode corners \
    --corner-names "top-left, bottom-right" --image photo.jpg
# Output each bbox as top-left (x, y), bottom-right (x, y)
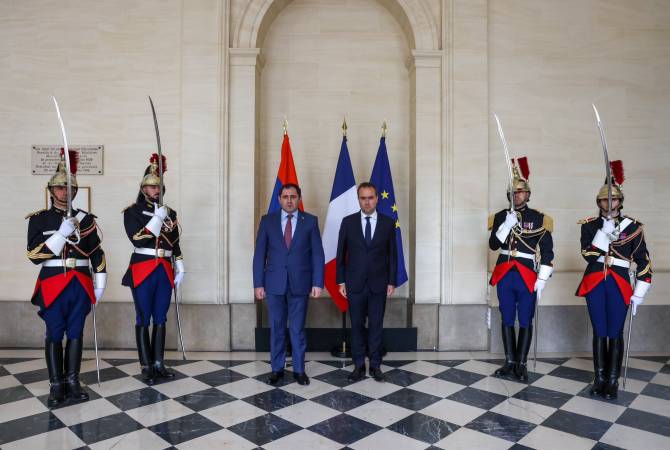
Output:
top-left (342, 117), bottom-right (348, 136)
top-left (283, 116), bottom-right (288, 135)
top-left (381, 120), bottom-right (388, 137)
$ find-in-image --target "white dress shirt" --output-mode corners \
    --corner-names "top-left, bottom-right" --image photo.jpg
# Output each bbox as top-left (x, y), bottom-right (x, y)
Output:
top-left (360, 210), bottom-right (378, 239)
top-left (281, 209), bottom-right (297, 238)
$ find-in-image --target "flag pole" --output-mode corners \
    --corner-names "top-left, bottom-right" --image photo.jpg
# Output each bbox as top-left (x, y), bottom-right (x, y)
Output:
top-left (331, 117), bottom-right (352, 359)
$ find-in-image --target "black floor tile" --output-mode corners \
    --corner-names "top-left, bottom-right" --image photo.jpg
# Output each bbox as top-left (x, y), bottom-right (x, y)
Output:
top-left (314, 369), bottom-right (362, 388)
top-left (434, 368), bottom-right (486, 386)
top-left (243, 388), bottom-right (305, 412)
top-left (388, 412), bottom-right (459, 444)
top-left (36, 387), bottom-right (102, 409)
top-left (101, 358), bottom-right (135, 366)
top-left (228, 413), bottom-right (301, 446)
top-left (641, 383), bottom-right (670, 401)
top-left (70, 412), bottom-right (143, 445)
top-left (174, 387), bottom-right (236, 412)
top-left (253, 370), bottom-right (296, 388)
top-left (0, 385), bottom-right (33, 405)
top-left (542, 410), bottom-right (612, 441)
top-left (616, 408), bottom-right (670, 437)
top-left (465, 411), bottom-right (536, 443)
top-left (210, 360), bottom-right (253, 368)
top-left (432, 360), bottom-right (468, 368)
top-left (576, 385), bottom-right (637, 408)
top-left (592, 443), bottom-right (626, 450)
top-left (312, 389), bottom-right (373, 412)
top-left (13, 368), bottom-right (49, 385)
top-left (132, 369), bottom-right (187, 387)
top-left (0, 357), bottom-right (36, 365)
top-left (194, 368), bottom-right (247, 387)
top-left (660, 364), bottom-right (670, 375)
top-left (622, 366), bottom-right (657, 382)
top-left (309, 413), bottom-right (380, 445)
top-left (106, 387), bottom-right (169, 411)
top-left (448, 387), bottom-right (508, 410)
top-left (549, 366), bottom-right (594, 383)
top-left (383, 369), bottom-right (427, 387)
top-left (0, 411), bottom-right (65, 445)
top-left (0, 366), bottom-right (9, 376)
top-left (379, 388), bottom-right (442, 411)
top-left (380, 360), bottom-right (415, 367)
top-left (513, 386), bottom-right (572, 408)
top-left (148, 412), bottom-right (223, 445)
top-left (79, 366), bottom-right (129, 385)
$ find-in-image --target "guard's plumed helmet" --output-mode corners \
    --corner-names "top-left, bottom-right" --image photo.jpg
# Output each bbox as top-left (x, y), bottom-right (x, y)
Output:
top-left (511, 156), bottom-right (530, 193)
top-left (597, 160), bottom-right (624, 202)
top-left (141, 153), bottom-right (167, 187)
top-left (48, 148), bottom-right (78, 188)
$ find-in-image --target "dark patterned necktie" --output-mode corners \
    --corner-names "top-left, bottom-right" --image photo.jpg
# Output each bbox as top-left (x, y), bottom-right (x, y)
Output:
top-left (365, 216), bottom-right (372, 247)
top-left (285, 214), bottom-right (293, 248)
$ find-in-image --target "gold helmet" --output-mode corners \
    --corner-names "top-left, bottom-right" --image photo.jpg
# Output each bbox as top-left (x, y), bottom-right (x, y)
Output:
top-left (597, 160), bottom-right (624, 201)
top-left (140, 153), bottom-right (166, 187)
top-left (512, 156), bottom-right (530, 193)
top-left (48, 148), bottom-right (78, 188)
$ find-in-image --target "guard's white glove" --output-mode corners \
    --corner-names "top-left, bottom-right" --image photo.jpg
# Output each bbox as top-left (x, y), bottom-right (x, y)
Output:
top-left (534, 265), bottom-right (553, 295)
top-left (630, 280), bottom-right (651, 316)
top-left (592, 218), bottom-right (616, 252)
top-left (154, 204), bottom-right (168, 220)
top-left (174, 260), bottom-right (185, 288)
top-left (58, 217), bottom-right (77, 237)
top-left (496, 212), bottom-right (519, 244)
top-left (94, 273), bottom-right (107, 303)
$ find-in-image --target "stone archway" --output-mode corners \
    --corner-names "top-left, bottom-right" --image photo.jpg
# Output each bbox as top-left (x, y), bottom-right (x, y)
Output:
top-left (227, 0), bottom-right (444, 349)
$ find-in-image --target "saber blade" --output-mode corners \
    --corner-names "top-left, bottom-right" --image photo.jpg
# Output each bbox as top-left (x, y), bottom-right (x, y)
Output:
top-left (148, 96), bottom-right (164, 206)
top-left (494, 113), bottom-right (515, 212)
top-left (592, 104), bottom-right (612, 219)
top-left (52, 97), bottom-right (73, 217)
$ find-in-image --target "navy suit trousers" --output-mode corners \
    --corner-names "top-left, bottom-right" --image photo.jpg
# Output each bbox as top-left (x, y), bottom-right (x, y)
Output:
top-left (348, 285), bottom-right (386, 368)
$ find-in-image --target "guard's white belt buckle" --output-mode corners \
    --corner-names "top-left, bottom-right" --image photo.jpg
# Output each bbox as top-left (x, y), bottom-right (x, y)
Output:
top-left (65, 258), bottom-right (76, 268)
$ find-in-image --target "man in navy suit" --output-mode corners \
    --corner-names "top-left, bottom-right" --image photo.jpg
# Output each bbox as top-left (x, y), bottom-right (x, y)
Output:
top-left (253, 184), bottom-right (325, 385)
top-left (336, 182), bottom-right (397, 382)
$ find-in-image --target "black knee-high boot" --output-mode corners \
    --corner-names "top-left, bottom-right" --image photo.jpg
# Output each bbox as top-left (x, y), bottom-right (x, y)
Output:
top-left (494, 325), bottom-right (517, 377)
top-left (152, 324), bottom-right (175, 379)
top-left (45, 340), bottom-right (65, 407)
top-left (604, 336), bottom-right (624, 400)
top-left (136, 325), bottom-right (155, 384)
top-left (590, 336), bottom-right (607, 396)
top-left (515, 326), bottom-right (533, 382)
top-left (64, 339), bottom-right (89, 401)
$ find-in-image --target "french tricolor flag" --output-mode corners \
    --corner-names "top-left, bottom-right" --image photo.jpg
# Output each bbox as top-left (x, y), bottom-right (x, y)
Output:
top-left (322, 136), bottom-right (359, 311)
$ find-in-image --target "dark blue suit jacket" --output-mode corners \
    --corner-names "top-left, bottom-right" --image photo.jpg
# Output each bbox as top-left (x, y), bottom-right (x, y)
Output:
top-left (252, 210), bottom-right (325, 296)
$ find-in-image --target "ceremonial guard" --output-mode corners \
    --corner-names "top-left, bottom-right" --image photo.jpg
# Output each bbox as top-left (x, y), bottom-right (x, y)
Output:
top-left (488, 157), bottom-right (554, 381)
top-left (26, 150), bottom-right (106, 407)
top-left (123, 154), bottom-right (184, 384)
top-left (576, 161), bottom-right (651, 400)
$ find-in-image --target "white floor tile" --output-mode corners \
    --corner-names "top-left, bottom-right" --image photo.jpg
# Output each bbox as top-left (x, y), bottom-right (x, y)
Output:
top-left (408, 377), bottom-right (465, 398)
top-left (491, 398), bottom-right (557, 425)
top-left (228, 361), bottom-right (273, 377)
top-left (350, 428), bottom-right (427, 450)
top-left (264, 429), bottom-right (341, 450)
top-left (343, 376), bottom-right (403, 398)
top-left (454, 360), bottom-right (501, 376)
top-left (0, 375), bottom-right (20, 389)
top-left (398, 360), bottom-right (449, 377)
top-left (280, 378), bottom-right (338, 399)
top-left (80, 359), bottom-right (112, 373)
top-left (199, 399), bottom-right (267, 427)
top-left (0, 397), bottom-right (48, 423)
top-left (3, 358), bottom-right (46, 374)
top-left (173, 360), bottom-right (225, 377)
top-left (89, 428), bottom-right (170, 450)
top-left (470, 376), bottom-right (527, 396)
top-left (125, 399), bottom-right (193, 427)
top-left (1, 428), bottom-right (85, 450)
top-left (420, 398), bottom-right (486, 426)
top-left (116, 362), bottom-right (141, 376)
top-left (23, 379), bottom-right (50, 397)
top-left (518, 425), bottom-right (596, 450)
top-left (346, 399), bottom-right (414, 428)
top-left (216, 378), bottom-right (273, 398)
top-left (531, 375), bottom-right (588, 395)
top-left (151, 377), bottom-right (210, 398)
top-left (88, 375), bottom-right (147, 397)
top-left (600, 423), bottom-right (670, 450)
top-left (627, 358), bottom-right (665, 372)
top-left (303, 361), bottom-right (339, 377)
top-left (272, 399), bottom-right (340, 428)
top-left (650, 372), bottom-right (670, 387)
top-left (434, 427), bottom-right (513, 450)
top-left (562, 358), bottom-right (594, 372)
top-left (560, 395), bottom-right (626, 422)
top-left (629, 394), bottom-right (670, 418)
top-left (176, 428), bottom-right (257, 450)
top-left (52, 398), bottom-right (121, 426)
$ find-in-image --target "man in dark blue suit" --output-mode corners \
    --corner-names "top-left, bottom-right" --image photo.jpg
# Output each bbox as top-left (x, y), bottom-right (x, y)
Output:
top-left (253, 184), bottom-right (325, 385)
top-left (336, 182), bottom-right (397, 382)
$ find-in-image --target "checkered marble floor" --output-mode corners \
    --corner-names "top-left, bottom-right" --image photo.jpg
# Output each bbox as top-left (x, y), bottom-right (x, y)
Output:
top-left (0, 350), bottom-right (668, 449)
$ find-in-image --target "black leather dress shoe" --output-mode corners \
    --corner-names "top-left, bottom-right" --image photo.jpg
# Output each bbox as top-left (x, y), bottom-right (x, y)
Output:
top-left (267, 371), bottom-right (284, 385)
top-left (369, 366), bottom-right (385, 382)
top-left (347, 366), bottom-right (366, 382)
top-left (294, 372), bottom-right (310, 385)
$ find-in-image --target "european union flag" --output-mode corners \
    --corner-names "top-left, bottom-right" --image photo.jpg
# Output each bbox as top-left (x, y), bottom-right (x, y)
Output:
top-left (370, 136), bottom-right (408, 287)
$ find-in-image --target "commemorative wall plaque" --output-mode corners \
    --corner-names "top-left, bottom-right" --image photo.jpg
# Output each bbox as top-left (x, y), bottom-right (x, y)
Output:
top-left (31, 145), bottom-right (104, 175)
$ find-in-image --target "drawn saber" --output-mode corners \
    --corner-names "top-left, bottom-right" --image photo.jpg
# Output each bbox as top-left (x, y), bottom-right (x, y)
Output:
top-left (53, 96), bottom-right (100, 386)
top-left (592, 104), bottom-right (612, 219)
top-left (148, 96), bottom-right (185, 359)
top-left (494, 113), bottom-right (515, 213)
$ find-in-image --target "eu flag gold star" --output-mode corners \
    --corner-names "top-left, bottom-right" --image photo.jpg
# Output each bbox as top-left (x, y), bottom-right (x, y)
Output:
top-left (381, 190), bottom-right (389, 199)
top-left (395, 220), bottom-right (400, 228)
top-left (391, 204), bottom-right (398, 212)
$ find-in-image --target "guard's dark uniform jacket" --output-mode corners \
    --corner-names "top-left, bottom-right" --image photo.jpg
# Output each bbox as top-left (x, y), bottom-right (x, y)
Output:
top-left (26, 206), bottom-right (106, 308)
top-left (122, 201), bottom-right (181, 288)
top-left (576, 215), bottom-right (652, 304)
top-left (488, 206), bottom-right (554, 292)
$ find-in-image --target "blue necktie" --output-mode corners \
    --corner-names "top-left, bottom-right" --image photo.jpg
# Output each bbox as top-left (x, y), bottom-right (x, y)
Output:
top-left (365, 216), bottom-right (372, 247)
